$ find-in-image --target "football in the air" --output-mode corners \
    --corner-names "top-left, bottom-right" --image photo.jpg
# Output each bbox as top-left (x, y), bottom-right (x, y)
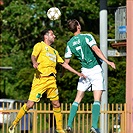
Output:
top-left (47, 7), bottom-right (61, 20)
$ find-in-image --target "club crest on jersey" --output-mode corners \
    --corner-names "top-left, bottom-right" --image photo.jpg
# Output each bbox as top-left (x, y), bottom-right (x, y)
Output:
top-left (45, 47), bottom-right (48, 51)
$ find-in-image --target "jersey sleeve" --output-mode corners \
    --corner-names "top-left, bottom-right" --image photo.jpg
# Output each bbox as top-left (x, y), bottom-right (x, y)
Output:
top-left (56, 50), bottom-right (64, 64)
top-left (64, 45), bottom-right (72, 59)
top-left (32, 43), bottom-right (42, 57)
top-left (85, 34), bottom-right (97, 47)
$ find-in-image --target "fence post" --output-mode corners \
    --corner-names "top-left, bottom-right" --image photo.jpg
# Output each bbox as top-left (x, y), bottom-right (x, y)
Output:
top-left (32, 109), bottom-right (37, 133)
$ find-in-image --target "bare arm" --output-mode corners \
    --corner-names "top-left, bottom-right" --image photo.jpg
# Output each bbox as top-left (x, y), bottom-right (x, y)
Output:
top-left (64, 58), bottom-right (70, 64)
top-left (31, 55), bottom-right (39, 69)
top-left (61, 60), bottom-right (86, 78)
top-left (92, 45), bottom-right (116, 69)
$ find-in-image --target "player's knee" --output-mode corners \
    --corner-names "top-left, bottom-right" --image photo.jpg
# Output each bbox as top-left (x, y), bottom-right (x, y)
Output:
top-left (26, 100), bottom-right (35, 109)
top-left (52, 100), bottom-right (60, 108)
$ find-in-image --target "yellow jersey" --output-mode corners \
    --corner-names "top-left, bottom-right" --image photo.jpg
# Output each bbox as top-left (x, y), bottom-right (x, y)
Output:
top-left (32, 41), bottom-right (64, 76)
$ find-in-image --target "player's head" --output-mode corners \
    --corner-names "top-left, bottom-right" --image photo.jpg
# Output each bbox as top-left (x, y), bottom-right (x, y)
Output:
top-left (42, 29), bottom-right (53, 38)
top-left (41, 29), bottom-right (56, 45)
top-left (67, 19), bottom-right (81, 33)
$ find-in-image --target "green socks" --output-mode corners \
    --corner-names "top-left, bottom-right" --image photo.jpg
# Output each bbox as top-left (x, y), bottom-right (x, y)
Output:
top-left (68, 101), bottom-right (100, 129)
top-left (67, 102), bottom-right (79, 128)
top-left (92, 101), bottom-right (100, 129)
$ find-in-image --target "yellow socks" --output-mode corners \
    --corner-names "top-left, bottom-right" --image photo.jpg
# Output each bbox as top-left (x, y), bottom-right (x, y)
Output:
top-left (53, 107), bottom-right (63, 131)
top-left (12, 103), bottom-right (28, 127)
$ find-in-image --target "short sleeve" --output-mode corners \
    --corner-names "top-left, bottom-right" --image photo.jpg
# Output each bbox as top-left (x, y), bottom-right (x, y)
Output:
top-left (32, 43), bottom-right (42, 57)
top-left (85, 34), bottom-right (97, 47)
top-left (64, 45), bottom-right (72, 59)
top-left (56, 50), bottom-right (64, 64)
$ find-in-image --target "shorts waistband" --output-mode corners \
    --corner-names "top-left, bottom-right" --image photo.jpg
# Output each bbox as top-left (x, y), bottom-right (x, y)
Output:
top-left (40, 73), bottom-right (56, 78)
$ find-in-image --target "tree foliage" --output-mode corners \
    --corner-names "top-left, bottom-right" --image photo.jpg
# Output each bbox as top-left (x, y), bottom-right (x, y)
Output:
top-left (0, 0), bottom-right (126, 103)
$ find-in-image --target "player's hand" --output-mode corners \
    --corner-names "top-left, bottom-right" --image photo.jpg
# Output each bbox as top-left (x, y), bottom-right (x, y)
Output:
top-left (108, 61), bottom-right (116, 69)
top-left (77, 73), bottom-right (86, 78)
top-left (33, 62), bottom-right (39, 69)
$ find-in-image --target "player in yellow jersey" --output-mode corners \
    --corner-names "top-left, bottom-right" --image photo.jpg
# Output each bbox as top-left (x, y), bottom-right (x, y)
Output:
top-left (9, 29), bottom-right (86, 133)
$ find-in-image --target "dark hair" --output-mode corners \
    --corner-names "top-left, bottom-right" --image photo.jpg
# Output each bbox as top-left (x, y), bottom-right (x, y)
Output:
top-left (41, 29), bottom-right (52, 40)
top-left (67, 19), bottom-right (79, 33)
top-left (41, 29), bottom-right (52, 35)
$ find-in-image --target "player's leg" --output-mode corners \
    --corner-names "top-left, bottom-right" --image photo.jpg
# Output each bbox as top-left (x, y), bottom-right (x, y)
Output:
top-left (9, 100), bottom-right (34, 133)
top-left (67, 90), bottom-right (84, 130)
top-left (66, 75), bottom-right (90, 132)
top-left (90, 68), bottom-right (104, 133)
top-left (9, 75), bottom-right (44, 133)
top-left (47, 76), bottom-right (65, 133)
top-left (51, 100), bottom-right (65, 133)
top-left (92, 90), bottom-right (103, 129)
top-left (90, 91), bottom-right (102, 133)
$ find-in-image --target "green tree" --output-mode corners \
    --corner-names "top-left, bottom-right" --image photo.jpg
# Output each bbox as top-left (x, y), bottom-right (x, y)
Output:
top-left (0, 0), bottom-right (126, 104)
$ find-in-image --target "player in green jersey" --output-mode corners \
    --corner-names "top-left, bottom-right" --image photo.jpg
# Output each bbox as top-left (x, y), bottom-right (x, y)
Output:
top-left (64, 19), bottom-right (116, 133)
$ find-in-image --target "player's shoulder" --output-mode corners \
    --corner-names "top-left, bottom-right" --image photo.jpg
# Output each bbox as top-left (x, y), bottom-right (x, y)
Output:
top-left (67, 35), bottom-right (80, 44)
top-left (53, 48), bottom-right (58, 53)
top-left (80, 33), bottom-right (93, 37)
top-left (34, 41), bottom-right (44, 47)
top-left (51, 47), bottom-right (58, 55)
top-left (67, 37), bottom-right (73, 45)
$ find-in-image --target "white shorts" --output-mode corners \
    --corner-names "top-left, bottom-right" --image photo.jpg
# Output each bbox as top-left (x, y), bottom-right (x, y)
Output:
top-left (77, 65), bottom-right (105, 91)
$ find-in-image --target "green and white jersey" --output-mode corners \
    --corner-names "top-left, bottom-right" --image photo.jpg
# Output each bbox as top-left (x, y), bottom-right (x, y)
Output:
top-left (65, 33), bottom-right (102, 68)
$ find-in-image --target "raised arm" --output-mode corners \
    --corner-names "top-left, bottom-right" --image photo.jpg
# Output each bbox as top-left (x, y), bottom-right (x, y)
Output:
top-left (60, 58), bottom-right (70, 78)
top-left (92, 45), bottom-right (116, 69)
top-left (60, 61), bottom-right (86, 78)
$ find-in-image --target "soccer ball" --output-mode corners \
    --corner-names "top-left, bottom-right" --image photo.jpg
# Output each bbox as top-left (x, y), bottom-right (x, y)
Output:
top-left (47, 7), bottom-right (61, 20)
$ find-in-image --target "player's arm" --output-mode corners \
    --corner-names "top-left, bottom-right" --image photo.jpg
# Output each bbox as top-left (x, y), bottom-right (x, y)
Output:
top-left (60, 61), bottom-right (86, 78)
top-left (31, 55), bottom-right (39, 69)
top-left (64, 58), bottom-right (70, 64)
top-left (91, 45), bottom-right (116, 69)
top-left (31, 43), bottom-right (41, 69)
top-left (60, 59), bottom-right (70, 77)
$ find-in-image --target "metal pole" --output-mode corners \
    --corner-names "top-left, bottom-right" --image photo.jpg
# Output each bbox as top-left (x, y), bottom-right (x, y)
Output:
top-left (100, 0), bottom-right (108, 133)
